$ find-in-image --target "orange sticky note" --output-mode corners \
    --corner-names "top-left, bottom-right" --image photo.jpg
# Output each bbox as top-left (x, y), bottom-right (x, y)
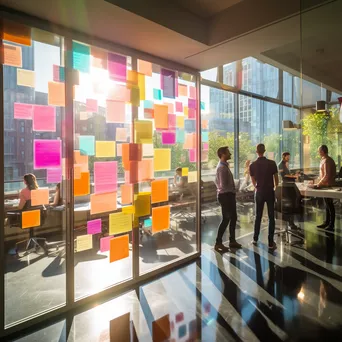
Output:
top-left (48, 82), bottom-right (65, 107)
top-left (151, 179), bottom-right (169, 204)
top-left (128, 161), bottom-right (139, 184)
top-left (135, 192), bottom-right (151, 218)
top-left (74, 172), bottom-right (90, 196)
top-left (106, 100), bottom-right (125, 123)
top-left (121, 184), bottom-right (133, 205)
top-left (178, 84), bottom-right (188, 97)
top-left (122, 143), bottom-right (142, 170)
top-left (138, 159), bottom-right (154, 181)
top-left (2, 20), bottom-right (31, 46)
top-left (74, 150), bottom-right (88, 171)
top-left (91, 46), bottom-right (108, 69)
top-left (90, 192), bottom-right (117, 215)
top-left (31, 188), bottom-right (49, 206)
top-left (164, 102), bottom-right (174, 114)
top-left (74, 164), bottom-right (82, 179)
top-left (108, 84), bottom-right (131, 102)
top-left (116, 127), bottom-right (127, 142)
top-left (154, 104), bottom-right (169, 129)
top-left (2, 43), bottom-right (22, 67)
top-left (184, 133), bottom-right (196, 149)
top-left (152, 205), bottom-right (170, 233)
top-left (110, 235), bottom-right (129, 263)
top-left (138, 59), bottom-right (152, 76)
top-left (127, 70), bottom-right (138, 85)
top-left (22, 209), bottom-right (40, 229)
top-left (202, 120), bottom-right (209, 129)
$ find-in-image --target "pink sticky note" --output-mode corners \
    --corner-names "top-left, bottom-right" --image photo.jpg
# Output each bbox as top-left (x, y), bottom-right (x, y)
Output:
top-left (165, 102), bottom-right (174, 114)
top-left (116, 127), bottom-right (127, 142)
top-left (189, 149), bottom-right (197, 163)
top-left (203, 143), bottom-right (209, 151)
top-left (53, 65), bottom-right (60, 82)
top-left (108, 53), bottom-right (126, 82)
top-left (47, 168), bottom-right (62, 183)
top-left (86, 99), bottom-right (98, 113)
top-left (100, 236), bottom-right (114, 252)
top-left (14, 103), bottom-right (33, 119)
top-left (168, 114), bottom-right (176, 129)
top-left (189, 86), bottom-right (196, 99)
top-left (188, 108), bottom-right (196, 119)
top-left (175, 101), bottom-right (183, 112)
top-left (106, 100), bottom-right (125, 123)
top-left (162, 131), bottom-right (176, 145)
top-left (188, 98), bottom-right (197, 109)
top-left (33, 105), bottom-right (56, 132)
top-left (108, 84), bottom-right (130, 102)
top-left (117, 143), bottom-right (123, 157)
top-left (94, 161), bottom-right (118, 194)
top-left (87, 219), bottom-right (102, 235)
top-left (34, 140), bottom-right (62, 169)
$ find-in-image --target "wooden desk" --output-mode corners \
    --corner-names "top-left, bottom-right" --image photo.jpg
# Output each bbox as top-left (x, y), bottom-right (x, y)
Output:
top-left (296, 183), bottom-right (342, 199)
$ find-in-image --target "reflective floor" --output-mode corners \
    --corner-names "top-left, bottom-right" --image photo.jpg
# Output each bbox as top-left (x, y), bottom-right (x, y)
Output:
top-left (9, 205), bottom-right (342, 341)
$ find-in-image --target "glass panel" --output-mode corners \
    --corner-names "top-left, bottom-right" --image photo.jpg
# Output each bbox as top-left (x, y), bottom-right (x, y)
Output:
top-left (222, 62), bottom-right (236, 87)
top-left (3, 22), bottom-right (66, 325)
top-left (200, 67), bottom-right (218, 82)
top-left (263, 102), bottom-right (280, 162)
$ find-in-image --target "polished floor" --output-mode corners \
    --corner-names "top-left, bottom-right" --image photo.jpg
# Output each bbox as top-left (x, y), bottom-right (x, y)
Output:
top-left (8, 206), bottom-right (342, 342)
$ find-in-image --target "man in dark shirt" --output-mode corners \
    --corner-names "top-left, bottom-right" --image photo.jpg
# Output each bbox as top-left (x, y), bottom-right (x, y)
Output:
top-left (278, 152), bottom-right (298, 182)
top-left (250, 144), bottom-right (279, 250)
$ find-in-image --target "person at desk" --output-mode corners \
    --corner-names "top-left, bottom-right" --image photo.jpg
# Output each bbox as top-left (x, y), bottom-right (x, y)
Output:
top-left (278, 152), bottom-right (298, 182)
top-left (18, 173), bottom-right (39, 210)
top-left (315, 145), bottom-right (336, 231)
top-left (173, 167), bottom-right (187, 189)
top-left (51, 183), bottom-right (63, 207)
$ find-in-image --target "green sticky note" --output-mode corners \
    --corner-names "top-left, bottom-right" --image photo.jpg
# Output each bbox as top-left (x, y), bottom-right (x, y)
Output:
top-left (176, 129), bottom-right (185, 143)
top-left (73, 41), bottom-right (90, 73)
top-left (153, 88), bottom-right (162, 100)
top-left (79, 135), bottom-right (95, 156)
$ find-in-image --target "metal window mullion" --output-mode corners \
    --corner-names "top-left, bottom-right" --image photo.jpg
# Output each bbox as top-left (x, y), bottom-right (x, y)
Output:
top-left (234, 93), bottom-right (239, 178)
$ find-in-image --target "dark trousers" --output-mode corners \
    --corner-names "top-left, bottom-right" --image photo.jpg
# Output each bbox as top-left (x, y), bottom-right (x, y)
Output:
top-left (324, 197), bottom-right (335, 227)
top-left (216, 192), bottom-right (237, 244)
top-left (254, 191), bottom-right (275, 244)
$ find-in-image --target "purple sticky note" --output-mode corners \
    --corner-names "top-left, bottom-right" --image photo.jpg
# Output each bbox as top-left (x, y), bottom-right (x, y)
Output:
top-left (100, 236), bottom-right (114, 252)
top-left (86, 98), bottom-right (98, 113)
top-left (203, 143), bottom-right (209, 151)
top-left (108, 53), bottom-right (127, 82)
top-left (189, 149), bottom-right (197, 163)
top-left (87, 219), bottom-right (102, 235)
top-left (47, 168), bottom-right (62, 183)
top-left (14, 103), bottom-right (33, 120)
top-left (168, 114), bottom-right (176, 129)
top-left (33, 105), bottom-right (56, 132)
top-left (162, 131), bottom-right (176, 145)
top-left (34, 140), bottom-right (62, 170)
top-left (188, 98), bottom-right (197, 109)
top-left (94, 161), bottom-right (118, 194)
top-left (161, 68), bottom-right (176, 98)
top-left (188, 108), bottom-right (196, 119)
top-left (175, 101), bottom-right (183, 112)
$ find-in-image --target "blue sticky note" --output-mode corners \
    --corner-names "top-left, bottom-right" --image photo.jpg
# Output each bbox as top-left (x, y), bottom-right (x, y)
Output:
top-left (73, 41), bottom-right (90, 73)
top-left (178, 324), bottom-right (187, 339)
top-left (176, 129), bottom-right (185, 143)
top-left (59, 66), bottom-right (65, 82)
top-left (79, 135), bottom-right (95, 156)
top-left (144, 218), bottom-right (152, 227)
top-left (201, 101), bottom-right (205, 110)
top-left (184, 119), bottom-right (196, 133)
top-left (144, 100), bottom-right (154, 109)
top-left (153, 88), bottom-right (162, 100)
top-left (202, 131), bottom-right (209, 142)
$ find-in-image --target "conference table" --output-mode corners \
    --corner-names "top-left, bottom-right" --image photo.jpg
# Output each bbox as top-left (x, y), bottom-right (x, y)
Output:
top-left (296, 183), bottom-right (342, 200)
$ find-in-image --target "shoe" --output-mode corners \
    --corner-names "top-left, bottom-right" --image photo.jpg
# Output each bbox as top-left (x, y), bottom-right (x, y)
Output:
top-left (251, 240), bottom-right (258, 246)
top-left (317, 223), bottom-right (329, 228)
top-left (229, 241), bottom-right (242, 249)
top-left (268, 242), bottom-right (277, 251)
top-left (214, 244), bottom-right (230, 253)
top-left (325, 226), bottom-right (334, 232)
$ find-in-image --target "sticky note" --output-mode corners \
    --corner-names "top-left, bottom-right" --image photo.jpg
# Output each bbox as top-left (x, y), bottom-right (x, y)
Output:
top-left (130, 85), bottom-right (140, 107)
top-left (176, 102), bottom-right (183, 112)
top-left (188, 98), bottom-right (197, 109)
top-left (134, 120), bottom-right (153, 144)
top-left (2, 20), bottom-right (31, 46)
top-left (100, 236), bottom-right (114, 253)
top-left (14, 103), bottom-right (33, 120)
top-left (202, 131), bottom-right (209, 143)
top-left (138, 59), bottom-right (152, 76)
top-left (203, 142), bottom-right (209, 151)
top-left (188, 171), bottom-right (198, 183)
top-left (108, 85), bottom-right (130, 102)
top-left (22, 209), bottom-right (40, 229)
top-left (34, 139), bottom-right (61, 169)
top-left (76, 235), bottom-right (93, 252)
top-left (161, 68), bottom-right (175, 98)
top-left (94, 161), bottom-right (117, 194)
top-left (184, 106), bottom-right (188, 116)
top-left (201, 101), bottom-right (205, 110)
top-left (135, 193), bottom-right (151, 217)
top-left (87, 219), bottom-right (102, 235)
top-left (74, 172), bottom-right (90, 196)
top-left (73, 41), bottom-right (90, 73)
top-left (184, 133), bottom-right (196, 149)
top-left (138, 159), bottom-right (154, 181)
top-left (184, 119), bottom-right (196, 132)
top-left (115, 127), bottom-right (127, 142)
top-left (202, 120), bottom-right (209, 129)
top-left (32, 28), bottom-right (56, 45)
top-left (74, 150), bottom-right (88, 171)
top-left (189, 86), bottom-right (196, 98)
top-left (154, 149), bottom-right (171, 172)
top-left (176, 129), bottom-right (185, 143)
top-left (106, 100), bottom-right (126, 123)
top-left (3, 43), bottom-right (22, 67)
top-left (96, 141), bottom-right (116, 158)
top-left (53, 65), bottom-right (65, 82)
top-left (74, 165), bottom-right (82, 179)
top-left (122, 143), bottom-right (142, 170)
top-left (127, 162), bottom-right (139, 184)
top-left (33, 105), bottom-right (56, 132)
top-left (47, 168), bottom-right (62, 183)
top-left (151, 179), bottom-right (169, 204)
top-left (110, 235), bottom-right (129, 263)
top-left (165, 102), bottom-right (174, 114)
top-left (138, 73), bottom-right (146, 100)
top-left (154, 104), bottom-right (169, 129)
top-left (176, 116), bottom-right (184, 128)
top-left (109, 212), bottom-right (132, 235)
top-left (178, 84), bottom-right (188, 97)
top-left (189, 149), bottom-right (197, 163)
top-left (121, 184), bottom-right (133, 205)
top-left (90, 192), bottom-right (117, 215)
top-left (127, 70), bottom-right (138, 85)
top-left (117, 143), bottom-right (123, 157)
top-left (48, 82), bottom-right (65, 107)
top-left (144, 108), bottom-right (154, 119)
top-left (179, 325), bottom-right (187, 339)
top-left (161, 132), bottom-right (176, 145)
top-left (168, 114), bottom-right (176, 129)
top-left (86, 98), bottom-right (98, 113)
top-left (17, 69), bottom-right (35, 87)
top-left (91, 46), bottom-right (108, 69)
top-left (153, 89), bottom-right (162, 100)
top-left (122, 205), bottom-right (135, 214)
top-left (31, 188), bottom-right (49, 206)
top-left (202, 150), bottom-right (209, 162)
top-left (188, 108), bottom-right (196, 119)
top-left (79, 135), bottom-right (95, 156)
top-left (108, 53), bottom-right (126, 82)
top-left (182, 168), bottom-right (189, 177)
top-left (152, 205), bottom-right (170, 233)
top-left (143, 144), bottom-right (154, 157)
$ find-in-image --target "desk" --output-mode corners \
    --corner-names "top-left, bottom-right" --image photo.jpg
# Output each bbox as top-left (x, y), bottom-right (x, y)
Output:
top-left (296, 183), bottom-right (342, 200)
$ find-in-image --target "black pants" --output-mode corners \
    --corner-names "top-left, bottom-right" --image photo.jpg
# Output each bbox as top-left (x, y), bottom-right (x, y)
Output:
top-left (254, 191), bottom-right (275, 244)
top-left (324, 197), bottom-right (335, 228)
top-left (217, 192), bottom-right (237, 244)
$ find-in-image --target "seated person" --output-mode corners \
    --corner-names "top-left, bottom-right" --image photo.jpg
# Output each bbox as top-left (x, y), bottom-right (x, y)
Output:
top-left (278, 152), bottom-right (298, 183)
top-left (18, 173), bottom-right (39, 210)
top-left (51, 183), bottom-right (63, 207)
top-left (240, 160), bottom-right (254, 192)
top-left (173, 167), bottom-right (189, 200)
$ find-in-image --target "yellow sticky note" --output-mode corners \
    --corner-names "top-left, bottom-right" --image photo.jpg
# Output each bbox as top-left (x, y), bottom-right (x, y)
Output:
top-left (130, 85), bottom-right (140, 107)
top-left (138, 73), bottom-right (146, 100)
top-left (22, 210), bottom-right (40, 229)
top-left (76, 235), bottom-right (93, 252)
top-left (17, 69), bottom-right (35, 87)
top-left (154, 104), bottom-right (169, 129)
top-left (143, 144), bottom-right (154, 157)
top-left (152, 205), bottom-right (170, 233)
top-left (134, 192), bottom-right (151, 218)
top-left (182, 168), bottom-right (189, 177)
top-left (48, 81), bottom-right (65, 107)
top-left (96, 141), bottom-right (116, 158)
top-left (176, 115), bottom-right (184, 128)
top-left (31, 188), bottom-right (49, 206)
top-left (134, 120), bottom-right (153, 144)
top-left (154, 149), bottom-right (171, 172)
top-left (188, 171), bottom-right (198, 183)
top-left (122, 205), bottom-right (135, 214)
top-left (109, 212), bottom-right (132, 235)
top-left (184, 106), bottom-right (188, 116)
top-left (32, 28), bottom-right (57, 45)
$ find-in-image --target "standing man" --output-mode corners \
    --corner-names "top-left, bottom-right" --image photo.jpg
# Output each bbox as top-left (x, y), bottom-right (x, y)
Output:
top-left (250, 144), bottom-right (279, 250)
top-left (315, 145), bottom-right (336, 231)
top-left (278, 152), bottom-right (298, 182)
top-left (214, 146), bottom-right (242, 253)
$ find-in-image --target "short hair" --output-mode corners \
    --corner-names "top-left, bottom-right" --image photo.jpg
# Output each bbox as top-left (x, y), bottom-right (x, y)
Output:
top-left (217, 146), bottom-right (228, 158)
top-left (256, 144), bottom-right (266, 154)
top-left (176, 167), bottom-right (182, 172)
top-left (282, 152), bottom-right (290, 158)
top-left (319, 145), bottom-right (328, 154)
